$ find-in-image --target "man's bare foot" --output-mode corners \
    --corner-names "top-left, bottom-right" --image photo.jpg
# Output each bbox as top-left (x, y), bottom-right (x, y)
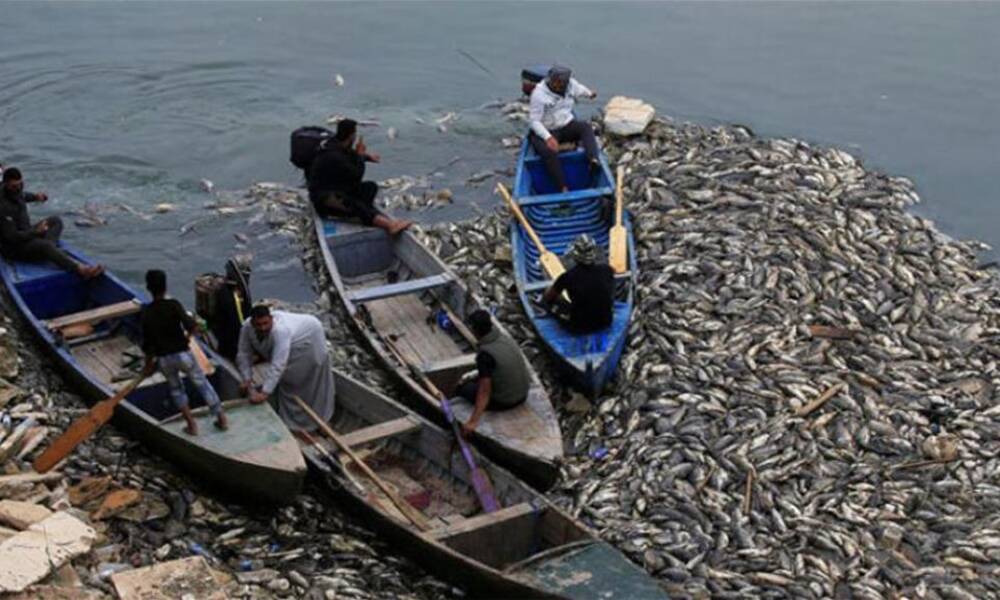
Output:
top-left (78, 264), bottom-right (104, 280)
top-left (183, 422), bottom-right (198, 436)
top-left (214, 413), bottom-right (229, 431)
top-left (388, 220), bottom-right (413, 236)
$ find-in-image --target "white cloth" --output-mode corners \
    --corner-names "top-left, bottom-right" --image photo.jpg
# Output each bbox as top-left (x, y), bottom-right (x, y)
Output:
top-left (529, 78), bottom-right (595, 140)
top-left (236, 311), bottom-right (335, 431)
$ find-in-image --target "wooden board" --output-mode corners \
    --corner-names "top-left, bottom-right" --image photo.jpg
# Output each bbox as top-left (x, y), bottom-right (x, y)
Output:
top-left (430, 502), bottom-right (536, 540)
top-left (341, 416), bottom-right (422, 447)
top-left (45, 300), bottom-right (141, 331)
top-left (111, 556), bottom-right (228, 600)
top-left (346, 274), bottom-right (452, 303)
top-left (366, 294), bottom-right (466, 367)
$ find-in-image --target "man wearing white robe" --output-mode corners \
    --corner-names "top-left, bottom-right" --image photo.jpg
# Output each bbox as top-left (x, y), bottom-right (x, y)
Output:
top-left (236, 305), bottom-right (335, 431)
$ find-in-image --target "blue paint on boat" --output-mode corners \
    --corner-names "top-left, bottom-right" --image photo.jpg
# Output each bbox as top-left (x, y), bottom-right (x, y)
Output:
top-left (509, 138), bottom-right (637, 397)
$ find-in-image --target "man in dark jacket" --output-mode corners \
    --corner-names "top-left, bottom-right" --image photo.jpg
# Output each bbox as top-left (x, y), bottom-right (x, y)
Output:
top-left (543, 234), bottom-right (614, 333)
top-left (308, 119), bottom-right (411, 235)
top-left (0, 168), bottom-right (103, 278)
top-left (454, 309), bottom-right (530, 437)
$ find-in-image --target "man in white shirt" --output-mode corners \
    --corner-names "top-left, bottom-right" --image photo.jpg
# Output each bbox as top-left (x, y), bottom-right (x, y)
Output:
top-left (528, 65), bottom-right (599, 193)
top-left (237, 305), bottom-right (335, 433)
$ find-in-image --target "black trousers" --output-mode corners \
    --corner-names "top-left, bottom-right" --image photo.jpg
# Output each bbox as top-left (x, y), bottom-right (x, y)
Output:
top-left (4, 217), bottom-right (77, 272)
top-left (314, 182), bottom-right (381, 226)
top-left (528, 120), bottom-right (600, 191)
top-left (454, 380), bottom-right (526, 411)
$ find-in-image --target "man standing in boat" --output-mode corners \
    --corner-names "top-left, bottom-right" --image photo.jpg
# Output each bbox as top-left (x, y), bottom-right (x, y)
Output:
top-left (528, 65), bottom-right (600, 193)
top-left (543, 234), bottom-right (614, 333)
top-left (455, 310), bottom-right (530, 437)
top-left (308, 119), bottom-right (412, 236)
top-left (237, 305), bottom-right (336, 433)
top-left (0, 168), bottom-right (103, 279)
top-left (141, 270), bottom-right (228, 435)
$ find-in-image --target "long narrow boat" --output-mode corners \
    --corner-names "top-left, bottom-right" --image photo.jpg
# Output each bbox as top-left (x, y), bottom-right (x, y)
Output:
top-left (312, 212), bottom-right (562, 490)
top-left (0, 244), bottom-right (306, 504)
top-left (301, 370), bottom-right (667, 599)
top-left (509, 139), bottom-right (637, 398)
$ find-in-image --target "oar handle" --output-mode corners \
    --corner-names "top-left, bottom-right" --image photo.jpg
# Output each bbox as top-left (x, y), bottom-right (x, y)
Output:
top-left (615, 165), bottom-right (625, 226)
top-left (291, 394), bottom-right (432, 531)
top-left (496, 183), bottom-right (547, 255)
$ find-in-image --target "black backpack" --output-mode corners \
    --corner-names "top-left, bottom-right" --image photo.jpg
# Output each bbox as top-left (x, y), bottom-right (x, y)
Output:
top-left (290, 126), bottom-right (334, 171)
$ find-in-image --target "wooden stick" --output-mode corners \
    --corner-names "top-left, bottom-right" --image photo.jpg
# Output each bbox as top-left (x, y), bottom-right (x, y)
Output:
top-left (290, 395), bottom-right (432, 531)
top-left (299, 430), bottom-right (367, 495)
top-left (795, 382), bottom-right (846, 418)
top-left (377, 334), bottom-right (500, 513)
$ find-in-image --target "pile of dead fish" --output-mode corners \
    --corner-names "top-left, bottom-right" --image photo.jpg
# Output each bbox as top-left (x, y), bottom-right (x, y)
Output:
top-left (0, 305), bottom-right (454, 600)
top-left (412, 117), bottom-right (1000, 599)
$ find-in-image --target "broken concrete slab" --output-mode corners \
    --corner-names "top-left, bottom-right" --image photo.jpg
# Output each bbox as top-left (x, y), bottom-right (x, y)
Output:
top-left (111, 556), bottom-right (229, 600)
top-left (5, 586), bottom-right (105, 600)
top-left (0, 511), bottom-right (97, 593)
top-left (0, 471), bottom-right (63, 500)
top-left (0, 499), bottom-right (53, 529)
top-left (603, 96), bottom-right (656, 136)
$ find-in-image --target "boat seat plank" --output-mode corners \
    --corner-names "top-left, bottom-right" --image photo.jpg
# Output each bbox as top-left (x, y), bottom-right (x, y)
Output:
top-left (346, 274), bottom-right (452, 304)
top-left (421, 353), bottom-right (476, 375)
top-left (46, 299), bottom-right (142, 330)
top-left (524, 271), bottom-right (632, 294)
top-left (429, 502), bottom-right (536, 540)
top-left (340, 416), bottom-right (422, 447)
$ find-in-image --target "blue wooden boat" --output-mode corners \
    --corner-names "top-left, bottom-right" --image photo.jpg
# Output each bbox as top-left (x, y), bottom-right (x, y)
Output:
top-left (509, 139), bottom-right (637, 398)
top-left (0, 244), bottom-right (306, 504)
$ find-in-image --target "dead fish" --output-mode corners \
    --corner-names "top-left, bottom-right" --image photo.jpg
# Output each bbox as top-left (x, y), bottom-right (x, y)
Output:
top-left (200, 179), bottom-right (215, 194)
top-left (434, 112), bottom-right (457, 125)
top-left (155, 203), bottom-right (176, 214)
top-left (386, 127), bottom-right (398, 141)
top-left (334, 73), bottom-right (345, 87)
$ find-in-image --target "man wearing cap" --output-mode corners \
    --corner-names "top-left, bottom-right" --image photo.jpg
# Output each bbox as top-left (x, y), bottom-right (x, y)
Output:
top-left (308, 119), bottom-right (412, 236)
top-left (528, 65), bottom-right (600, 193)
top-left (543, 234), bottom-right (615, 333)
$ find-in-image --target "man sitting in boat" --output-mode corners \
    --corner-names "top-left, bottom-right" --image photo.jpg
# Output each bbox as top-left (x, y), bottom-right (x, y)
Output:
top-left (236, 305), bottom-right (335, 433)
top-left (455, 310), bottom-right (531, 437)
top-left (543, 234), bottom-right (614, 333)
top-left (308, 119), bottom-right (412, 236)
top-left (528, 65), bottom-right (600, 193)
top-left (141, 270), bottom-right (228, 435)
top-left (0, 167), bottom-right (103, 279)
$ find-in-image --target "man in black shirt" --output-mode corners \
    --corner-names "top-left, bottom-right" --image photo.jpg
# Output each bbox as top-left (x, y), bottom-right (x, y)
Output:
top-left (0, 168), bottom-right (103, 278)
top-left (308, 119), bottom-right (412, 236)
top-left (141, 270), bottom-right (227, 435)
top-left (453, 310), bottom-right (530, 437)
top-left (543, 234), bottom-right (614, 333)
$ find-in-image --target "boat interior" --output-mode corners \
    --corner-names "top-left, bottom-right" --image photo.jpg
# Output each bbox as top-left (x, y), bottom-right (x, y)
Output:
top-left (321, 220), bottom-right (481, 395)
top-left (6, 256), bottom-right (241, 422)
top-left (516, 146), bottom-right (614, 197)
top-left (302, 374), bottom-right (590, 571)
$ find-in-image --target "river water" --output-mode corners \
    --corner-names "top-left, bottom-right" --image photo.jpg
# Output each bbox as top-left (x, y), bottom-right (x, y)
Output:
top-left (2, 1), bottom-right (998, 304)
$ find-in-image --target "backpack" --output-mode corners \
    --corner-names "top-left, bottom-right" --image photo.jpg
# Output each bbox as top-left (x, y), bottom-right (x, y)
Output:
top-left (289, 126), bottom-right (334, 171)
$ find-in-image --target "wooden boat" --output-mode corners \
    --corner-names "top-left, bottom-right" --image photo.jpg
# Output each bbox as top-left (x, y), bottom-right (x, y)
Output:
top-left (312, 212), bottom-right (563, 490)
top-left (509, 139), bottom-right (637, 398)
top-left (300, 370), bottom-right (667, 599)
top-left (0, 244), bottom-right (306, 504)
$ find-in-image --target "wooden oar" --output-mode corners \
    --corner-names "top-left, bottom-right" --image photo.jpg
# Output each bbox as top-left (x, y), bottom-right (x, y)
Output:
top-left (496, 183), bottom-right (569, 303)
top-left (379, 334), bottom-right (500, 514)
top-left (609, 165), bottom-right (627, 274)
top-left (32, 373), bottom-right (148, 473)
top-left (290, 395), bottom-right (432, 531)
top-left (188, 336), bottom-right (215, 376)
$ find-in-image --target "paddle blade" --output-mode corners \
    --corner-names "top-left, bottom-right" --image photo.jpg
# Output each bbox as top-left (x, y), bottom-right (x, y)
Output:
top-left (539, 252), bottom-right (565, 281)
top-left (609, 225), bottom-right (627, 274)
top-left (32, 399), bottom-right (117, 473)
top-left (189, 338), bottom-right (215, 375)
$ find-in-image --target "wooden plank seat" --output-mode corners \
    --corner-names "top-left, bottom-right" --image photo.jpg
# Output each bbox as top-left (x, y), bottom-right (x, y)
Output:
top-left (345, 274), bottom-right (452, 304)
top-left (524, 271), bottom-right (632, 293)
top-left (428, 502), bottom-right (537, 540)
top-left (45, 299), bottom-right (142, 331)
top-left (340, 416), bottom-right (422, 447)
top-left (420, 353), bottom-right (476, 375)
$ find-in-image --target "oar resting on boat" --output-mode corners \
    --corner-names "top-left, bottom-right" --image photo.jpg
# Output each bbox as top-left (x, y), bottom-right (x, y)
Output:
top-left (296, 370), bottom-right (668, 599)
